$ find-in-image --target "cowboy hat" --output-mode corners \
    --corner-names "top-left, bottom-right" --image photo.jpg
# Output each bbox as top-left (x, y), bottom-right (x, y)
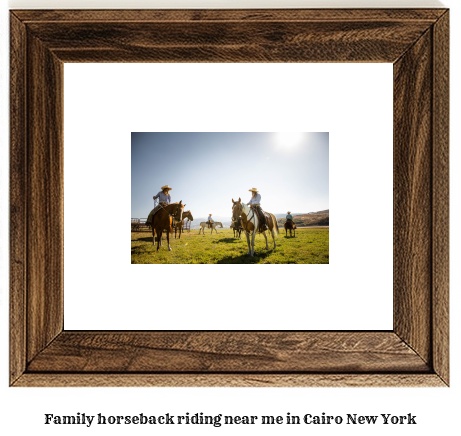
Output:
top-left (248, 188), bottom-right (258, 192)
top-left (287, 211), bottom-right (291, 214)
top-left (161, 185), bottom-right (172, 190)
top-left (209, 214), bottom-right (212, 215)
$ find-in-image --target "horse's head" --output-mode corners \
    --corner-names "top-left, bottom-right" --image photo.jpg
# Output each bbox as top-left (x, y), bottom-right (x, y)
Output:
top-left (174, 201), bottom-right (185, 222)
top-left (232, 198), bottom-right (243, 221)
top-left (186, 211), bottom-right (193, 221)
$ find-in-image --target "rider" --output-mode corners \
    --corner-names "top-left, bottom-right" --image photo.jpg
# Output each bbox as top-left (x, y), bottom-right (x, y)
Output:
top-left (146, 185), bottom-right (172, 226)
top-left (247, 187), bottom-right (267, 231)
top-left (286, 211), bottom-right (295, 227)
top-left (206, 214), bottom-right (214, 228)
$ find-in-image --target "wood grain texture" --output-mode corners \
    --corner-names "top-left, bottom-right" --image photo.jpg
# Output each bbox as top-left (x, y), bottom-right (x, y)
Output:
top-left (27, 332), bottom-right (429, 373)
top-left (13, 374), bottom-right (446, 388)
top-left (9, 13), bottom-right (28, 385)
top-left (26, 34), bottom-right (64, 361)
top-left (9, 9), bottom-right (449, 387)
top-left (26, 20), bottom-right (432, 63)
top-left (12, 9), bottom-right (447, 22)
top-left (393, 30), bottom-right (433, 364)
top-left (432, 11), bottom-right (449, 385)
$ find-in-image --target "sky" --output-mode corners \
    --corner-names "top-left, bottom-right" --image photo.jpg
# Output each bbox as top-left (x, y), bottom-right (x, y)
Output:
top-left (131, 132), bottom-right (329, 220)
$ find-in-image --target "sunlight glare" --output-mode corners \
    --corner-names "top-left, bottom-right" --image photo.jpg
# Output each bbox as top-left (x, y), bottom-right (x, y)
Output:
top-left (274, 132), bottom-right (305, 148)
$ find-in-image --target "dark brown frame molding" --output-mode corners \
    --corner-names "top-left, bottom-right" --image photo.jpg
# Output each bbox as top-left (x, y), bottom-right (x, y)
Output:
top-left (10, 9), bottom-right (449, 387)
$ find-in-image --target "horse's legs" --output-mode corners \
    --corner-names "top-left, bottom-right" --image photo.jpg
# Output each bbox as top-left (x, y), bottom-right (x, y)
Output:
top-left (250, 231), bottom-right (256, 256)
top-left (263, 231), bottom-right (269, 249)
top-left (272, 228), bottom-right (277, 249)
top-left (245, 231), bottom-right (251, 255)
top-left (166, 227), bottom-right (171, 251)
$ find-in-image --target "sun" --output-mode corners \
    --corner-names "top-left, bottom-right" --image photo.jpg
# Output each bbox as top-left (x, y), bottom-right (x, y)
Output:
top-left (274, 132), bottom-right (305, 148)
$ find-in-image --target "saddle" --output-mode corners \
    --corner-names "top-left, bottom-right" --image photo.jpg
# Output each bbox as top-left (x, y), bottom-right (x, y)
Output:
top-left (147, 202), bottom-right (170, 225)
top-left (251, 205), bottom-right (269, 232)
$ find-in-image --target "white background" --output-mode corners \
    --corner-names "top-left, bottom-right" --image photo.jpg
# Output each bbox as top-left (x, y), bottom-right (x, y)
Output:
top-left (1, 1), bottom-right (458, 436)
top-left (64, 63), bottom-right (392, 331)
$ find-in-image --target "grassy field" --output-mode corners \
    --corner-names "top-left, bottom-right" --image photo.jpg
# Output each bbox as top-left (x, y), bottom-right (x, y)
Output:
top-left (131, 228), bottom-right (329, 264)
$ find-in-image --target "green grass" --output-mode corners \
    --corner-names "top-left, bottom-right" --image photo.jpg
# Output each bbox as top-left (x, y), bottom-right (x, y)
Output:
top-left (131, 228), bottom-right (329, 264)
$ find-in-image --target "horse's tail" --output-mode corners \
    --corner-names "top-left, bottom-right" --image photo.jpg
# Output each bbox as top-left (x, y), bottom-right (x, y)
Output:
top-left (270, 213), bottom-right (279, 236)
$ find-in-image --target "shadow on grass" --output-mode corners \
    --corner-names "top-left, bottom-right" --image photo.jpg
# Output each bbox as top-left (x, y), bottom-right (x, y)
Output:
top-left (131, 247), bottom-right (147, 256)
top-left (212, 238), bottom-right (242, 244)
top-left (217, 249), bottom-right (273, 264)
top-left (283, 235), bottom-right (296, 239)
top-left (133, 236), bottom-right (154, 243)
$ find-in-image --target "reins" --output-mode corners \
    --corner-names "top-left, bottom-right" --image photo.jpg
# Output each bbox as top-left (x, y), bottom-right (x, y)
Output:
top-left (157, 202), bottom-right (182, 220)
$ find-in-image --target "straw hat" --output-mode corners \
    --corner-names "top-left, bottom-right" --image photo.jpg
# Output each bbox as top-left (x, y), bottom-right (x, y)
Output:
top-left (209, 214), bottom-right (212, 216)
top-left (161, 185), bottom-right (172, 191)
top-left (287, 211), bottom-right (291, 214)
top-left (248, 188), bottom-right (258, 192)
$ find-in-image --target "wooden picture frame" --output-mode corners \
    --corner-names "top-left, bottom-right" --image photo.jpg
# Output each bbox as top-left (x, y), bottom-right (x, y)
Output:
top-left (10, 9), bottom-right (449, 387)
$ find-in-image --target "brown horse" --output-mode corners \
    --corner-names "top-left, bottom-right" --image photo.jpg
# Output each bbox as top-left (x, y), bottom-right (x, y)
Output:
top-left (174, 210), bottom-right (193, 239)
top-left (230, 217), bottom-right (243, 239)
top-left (284, 219), bottom-right (296, 237)
top-left (232, 198), bottom-right (278, 256)
top-left (151, 201), bottom-right (185, 251)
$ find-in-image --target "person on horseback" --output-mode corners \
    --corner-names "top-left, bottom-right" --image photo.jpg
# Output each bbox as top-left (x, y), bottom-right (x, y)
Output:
top-left (146, 185), bottom-right (172, 226)
top-left (247, 187), bottom-right (267, 231)
top-left (206, 214), bottom-right (214, 229)
top-left (286, 211), bottom-right (294, 224)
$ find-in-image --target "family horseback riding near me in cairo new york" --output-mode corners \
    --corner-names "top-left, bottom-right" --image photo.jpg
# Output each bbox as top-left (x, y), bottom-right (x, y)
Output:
top-left (145, 185), bottom-right (279, 256)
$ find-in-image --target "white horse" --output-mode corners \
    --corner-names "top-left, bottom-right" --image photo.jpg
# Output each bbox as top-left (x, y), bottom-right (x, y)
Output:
top-left (232, 198), bottom-right (278, 256)
top-left (198, 221), bottom-right (223, 235)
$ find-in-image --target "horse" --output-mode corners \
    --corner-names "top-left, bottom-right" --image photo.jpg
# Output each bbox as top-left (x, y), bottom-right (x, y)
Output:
top-left (284, 219), bottom-right (296, 237)
top-left (198, 221), bottom-right (223, 235)
top-left (230, 217), bottom-right (243, 239)
top-left (232, 198), bottom-right (278, 256)
top-left (174, 210), bottom-right (193, 239)
top-left (151, 201), bottom-right (185, 251)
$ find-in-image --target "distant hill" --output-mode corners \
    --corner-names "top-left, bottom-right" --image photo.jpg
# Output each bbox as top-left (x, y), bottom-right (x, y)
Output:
top-left (277, 209), bottom-right (329, 227)
top-left (187, 210), bottom-right (329, 229)
top-left (273, 212), bottom-right (310, 219)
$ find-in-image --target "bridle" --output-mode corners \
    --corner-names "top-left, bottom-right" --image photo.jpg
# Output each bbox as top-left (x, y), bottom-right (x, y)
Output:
top-left (157, 201), bottom-right (182, 221)
top-left (232, 203), bottom-right (241, 223)
top-left (233, 202), bottom-right (254, 231)
top-left (173, 204), bottom-right (183, 221)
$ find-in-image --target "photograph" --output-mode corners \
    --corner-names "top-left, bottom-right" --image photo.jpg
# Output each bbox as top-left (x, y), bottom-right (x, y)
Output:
top-left (131, 132), bottom-right (329, 264)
